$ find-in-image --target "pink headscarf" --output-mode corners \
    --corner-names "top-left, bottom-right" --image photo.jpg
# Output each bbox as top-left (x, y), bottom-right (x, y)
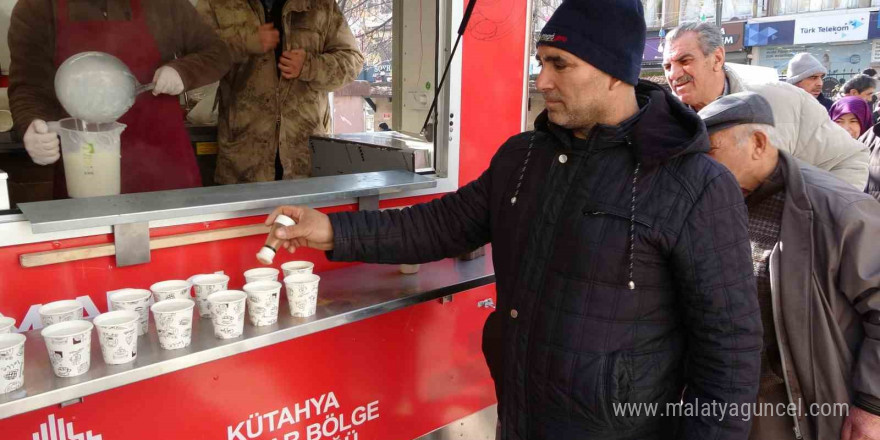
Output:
top-left (829, 96), bottom-right (873, 136)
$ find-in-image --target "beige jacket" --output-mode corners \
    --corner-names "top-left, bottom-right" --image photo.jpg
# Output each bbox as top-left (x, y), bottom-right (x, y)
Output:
top-left (197, 0), bottom-right (364, 183)
top-left (726, 66), bottom-right (870, 189)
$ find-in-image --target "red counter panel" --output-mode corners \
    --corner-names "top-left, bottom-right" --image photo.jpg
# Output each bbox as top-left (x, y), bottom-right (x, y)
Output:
top-left (1, 285), bottom-right (498, 439)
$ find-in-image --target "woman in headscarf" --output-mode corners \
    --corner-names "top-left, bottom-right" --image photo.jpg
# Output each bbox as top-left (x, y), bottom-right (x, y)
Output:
top-left (830, 95), bottom-right (873, 139)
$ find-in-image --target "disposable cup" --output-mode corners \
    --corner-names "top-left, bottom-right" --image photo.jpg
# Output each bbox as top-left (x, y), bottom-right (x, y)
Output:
top-left (108, 289), bottom-right (152, 335)
top-left (0, 333), bottom-right (25, 393)
top-left (192, 274), bottom-right (231, 318)
top-left (283, 274), bottom-right (320, 318)
top-left (41, 320), bottom-right (94, 378)
top-left (244, 268), bottom-right (280, 284)
top-left (93, 310), bottom-right (139, 365)
top-left (150, 299), bottom-right (195, 350)
top-left (243, 281), bottom-right (282, 326)
top-left (150, 280), bottom-right (192, 302)
top-left (281, 261), bottom-right (315, 278)
top-left (0, 317), bottom-right (16, 334)
top-left (207, 291), bottom-right (247, 339)
top-left (39, 300), bottom-right (84, 327)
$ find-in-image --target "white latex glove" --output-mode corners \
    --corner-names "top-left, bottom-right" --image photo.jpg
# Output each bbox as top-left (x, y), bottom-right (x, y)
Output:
top-left (152, 66), bottom-right (184, 96)
top-left (24, 119), bottom-right (60, 165)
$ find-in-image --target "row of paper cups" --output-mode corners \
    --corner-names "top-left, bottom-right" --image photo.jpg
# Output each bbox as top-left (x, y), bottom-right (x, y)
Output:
top-left (0, 261), bottom-right (321, 389)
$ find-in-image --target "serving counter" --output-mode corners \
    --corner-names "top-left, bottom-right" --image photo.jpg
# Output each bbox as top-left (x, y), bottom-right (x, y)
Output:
top-left (0, 170), bottom-right (499, 439)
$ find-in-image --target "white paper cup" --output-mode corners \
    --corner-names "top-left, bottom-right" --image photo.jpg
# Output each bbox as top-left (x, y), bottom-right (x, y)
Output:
top-left (108, 289), bottom-right (152, 336)
top-left (192, 274), bottom-right (231, 318)
top-left (0, 333), bottom-right (25, 393)
top-left (207, 291), bottom-right (247, 339)
top-left (93, 311), bottom-right (139, 365)
top-left (244, 267), bottom-right (280, 284)
top-left (243, 281), bottom-right (282, 326)
top-left (281, 261), bottom-right (315, 278)
top-left (39, 300), bottom-right (84, 327)
top-left (150, 280), bottom-right (193, 302)
top-left (284, 274), bottom-right (320, 318)
top-left (41, 320), bottom-right (93, 378)
top-left (150, 299), bottom-right (195, 350)
top-left (0, 317), bottom-right (16, 334)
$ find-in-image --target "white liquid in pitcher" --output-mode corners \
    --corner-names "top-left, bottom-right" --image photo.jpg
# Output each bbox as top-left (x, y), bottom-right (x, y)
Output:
top-left (62, 143), bottom-right (121, 198)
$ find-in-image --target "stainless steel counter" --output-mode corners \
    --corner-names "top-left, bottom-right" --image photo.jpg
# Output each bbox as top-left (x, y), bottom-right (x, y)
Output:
top-left (0, 248), bottom-right (495, 419)
top-left (19, 170), bottom-right (436, 234)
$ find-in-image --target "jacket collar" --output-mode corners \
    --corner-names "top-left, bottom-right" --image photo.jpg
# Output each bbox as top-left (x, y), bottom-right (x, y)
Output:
top-left (534, 80), bottom-right (709, 169)
top-left (283, 0), bottom-right (311, 14)
top-left (777, 150), bottom-right (814, 214)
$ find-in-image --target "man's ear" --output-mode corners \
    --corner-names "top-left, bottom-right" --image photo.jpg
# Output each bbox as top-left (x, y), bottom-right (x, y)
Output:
top-left (712, 47), bottom-right (725, 72)
top-left (751, 130), bottom-right (770, 160)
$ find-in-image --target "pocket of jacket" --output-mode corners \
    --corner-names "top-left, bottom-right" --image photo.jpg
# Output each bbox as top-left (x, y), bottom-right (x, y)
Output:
top-left (582, 207), bottom-right (653, 229)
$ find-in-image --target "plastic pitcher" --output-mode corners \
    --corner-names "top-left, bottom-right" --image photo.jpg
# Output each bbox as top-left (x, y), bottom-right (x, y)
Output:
top-left (50, 118), bottom-right (126, 198)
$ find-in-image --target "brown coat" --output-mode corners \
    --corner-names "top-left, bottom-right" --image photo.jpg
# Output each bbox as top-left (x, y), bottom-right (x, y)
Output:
top-left (197, 0), bottom-right (363, 183)
top-left (769, 151), bottom-right (880, 439)
top-left (8, 0), bottom-right (232, 135)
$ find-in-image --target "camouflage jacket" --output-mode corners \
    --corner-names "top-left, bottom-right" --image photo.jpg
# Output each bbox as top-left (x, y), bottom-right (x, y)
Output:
top-left (197, 0), bottom-right (364, 183)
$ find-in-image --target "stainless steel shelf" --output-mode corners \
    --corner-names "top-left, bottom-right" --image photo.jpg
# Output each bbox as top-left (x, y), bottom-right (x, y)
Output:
top-left (19, 170), bottom-right (437, 233)
top-left (0, 248), bottom-right (495, 419)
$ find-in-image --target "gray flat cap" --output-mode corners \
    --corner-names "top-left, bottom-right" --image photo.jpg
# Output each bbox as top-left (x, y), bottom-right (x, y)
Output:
top-left (698, 92), bottom-right (775, 134)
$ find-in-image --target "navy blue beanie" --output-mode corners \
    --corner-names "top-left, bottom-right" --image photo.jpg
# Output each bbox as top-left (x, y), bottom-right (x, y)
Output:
top-left (537, 0), bottom-right (646, 86)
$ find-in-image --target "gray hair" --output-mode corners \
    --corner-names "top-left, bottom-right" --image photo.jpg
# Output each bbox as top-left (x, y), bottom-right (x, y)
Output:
top-left (843, 74), bottom-right (877, 94)
top-left (732, 124), bottom-right (780, 149)
top-left (666, 22), bottom-right (725, 57)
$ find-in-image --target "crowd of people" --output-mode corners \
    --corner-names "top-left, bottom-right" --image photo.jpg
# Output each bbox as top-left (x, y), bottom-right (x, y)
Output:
top-left (267, 2), bottom-right (880, 440)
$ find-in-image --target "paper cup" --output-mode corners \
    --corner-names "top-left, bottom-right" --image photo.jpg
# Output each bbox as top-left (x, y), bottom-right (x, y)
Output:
top-left (151, 299), bottom-right (195, 350)
top-left (93, 311), bottom-right (139, 365)
top-left (0, 317), bottom-right (16, 334)
top-left (150, 280), bottom-right (192, 302)
top-left (192, 274), bottom-right (231, 318)
top-left (284, 274), bottom-right (320, 318)
top-left (281, 261), bottom-right (315, 278)
top-left (41, 320), bottom-right (94, 378)
top-left (207, 291), bottom-right (247, 339)
top-left (243, 281), bottom-right (282, 326)
top-left (108, 289), bottom-right (152, 336)
top-left (39, 300), bottom-right (84, 327)
top-left (0, 333), bottom-right (25, 393)
top-left (244, 268), bottom-right (280, 284)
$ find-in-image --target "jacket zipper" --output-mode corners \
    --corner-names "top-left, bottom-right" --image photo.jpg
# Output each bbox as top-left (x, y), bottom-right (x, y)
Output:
top-left (769, 244), bottom-right (804, 439)
top-left (520, 133), bottom-right (594, 436)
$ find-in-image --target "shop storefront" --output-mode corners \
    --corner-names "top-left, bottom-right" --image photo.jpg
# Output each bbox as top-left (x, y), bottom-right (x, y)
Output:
top-left (747, 8), bottom-right (880, 82)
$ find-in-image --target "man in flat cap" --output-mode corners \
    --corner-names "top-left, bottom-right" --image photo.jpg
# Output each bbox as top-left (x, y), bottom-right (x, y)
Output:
top-left (263, 1), bottom-right (761, 438)
top-left (699, 92), bottom-right (880, 440)
top-left (662, 22), bottom-right (868, 189)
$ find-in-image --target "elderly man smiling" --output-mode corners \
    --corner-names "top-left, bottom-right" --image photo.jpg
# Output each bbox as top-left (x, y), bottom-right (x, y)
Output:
top-left (698, 91), bottom-right (880, 440)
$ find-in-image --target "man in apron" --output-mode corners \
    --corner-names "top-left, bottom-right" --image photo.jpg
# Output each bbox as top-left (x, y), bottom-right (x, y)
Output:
top-left (9, 0), bottom-right (232, 196)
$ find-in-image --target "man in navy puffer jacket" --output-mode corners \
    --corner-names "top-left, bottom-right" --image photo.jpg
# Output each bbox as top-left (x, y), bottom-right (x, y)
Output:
top-left (264, 1), bottom-right (762, 439)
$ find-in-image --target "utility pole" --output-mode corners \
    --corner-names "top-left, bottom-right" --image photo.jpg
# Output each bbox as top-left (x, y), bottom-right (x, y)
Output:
top-left (715, 0), bottom-right (723, 27)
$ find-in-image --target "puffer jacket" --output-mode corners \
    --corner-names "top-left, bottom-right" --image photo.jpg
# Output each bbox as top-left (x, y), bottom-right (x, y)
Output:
top-left (327, 81), bottom-right (762, 440)
top-left (725, 66), bottom-right (869, 189)
top-left (197, 0), bottom-right (363, 183)
top-left (858, 124), bottom-right (880, 200)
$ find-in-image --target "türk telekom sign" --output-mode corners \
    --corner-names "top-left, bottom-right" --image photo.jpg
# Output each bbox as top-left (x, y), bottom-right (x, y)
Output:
top-left (746, 9), bottom-right (878, 47)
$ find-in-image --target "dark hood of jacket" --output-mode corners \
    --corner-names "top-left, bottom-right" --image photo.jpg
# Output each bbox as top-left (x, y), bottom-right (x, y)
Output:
top-left (533, 80), bottom-right (710, 169)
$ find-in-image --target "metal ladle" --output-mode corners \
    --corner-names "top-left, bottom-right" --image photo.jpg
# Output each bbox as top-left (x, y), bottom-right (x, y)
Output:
top-left (54, 51), bottom-right (155, 125)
